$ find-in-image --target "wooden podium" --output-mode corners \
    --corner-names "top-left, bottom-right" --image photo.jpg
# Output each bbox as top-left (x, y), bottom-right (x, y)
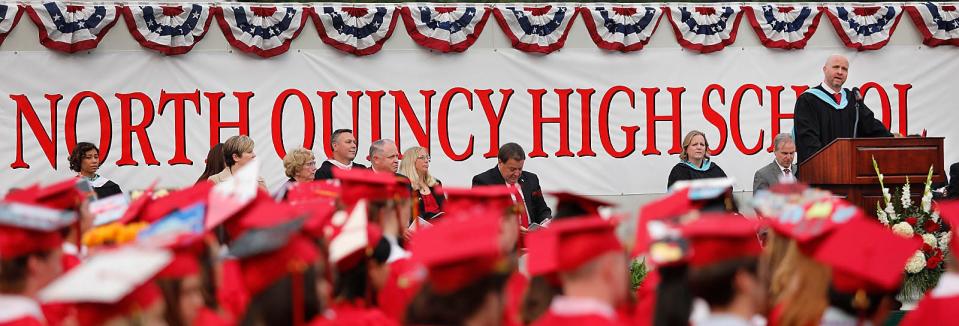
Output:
top-left (798, 137), bottom-right (947, 214)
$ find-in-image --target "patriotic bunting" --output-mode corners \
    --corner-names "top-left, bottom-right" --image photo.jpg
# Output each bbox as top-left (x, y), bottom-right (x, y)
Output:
top-left (665, 5), bottom-right (743, 53)
top-left (0, 3), bottom-right (23, 47)
top-left (493, 5), bottom-right (579, 54)
top-left (312, 5), bottom-right (399, 56)
top-left (122, 4), bottom-right (215, 55)
top-left (579, 5), bottom-right (664, 52)
top-left (743, 4), bottom-right (823, 49)
top-left (824, 5), bottom-right (904, 51)
top-left (905, 2), bottom-right (959, 46)
top-left (400, 5), bottom-right (491, 53)
top-left (25, 2), bottom-right (119, 53)
top-left (216, 5), bottom-right (309, 58)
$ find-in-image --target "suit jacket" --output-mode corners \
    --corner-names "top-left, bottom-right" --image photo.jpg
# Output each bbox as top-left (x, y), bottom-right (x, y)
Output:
top-left (314, 160), bottom-right (367, 180)
top-left (471, 167), bottom-right (552, 224)
top-left (753, 161), bottom-right (798, 192)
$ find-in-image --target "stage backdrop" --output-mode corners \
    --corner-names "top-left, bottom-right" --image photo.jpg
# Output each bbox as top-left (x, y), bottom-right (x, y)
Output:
top-left (1, 2), bottom-right (958, 196)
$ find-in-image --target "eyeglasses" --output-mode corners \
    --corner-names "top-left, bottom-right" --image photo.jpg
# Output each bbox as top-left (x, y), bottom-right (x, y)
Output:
top-left (305, 161), bottom-right (316, 167)
top-left (417, 155), bottom-right (430, 161)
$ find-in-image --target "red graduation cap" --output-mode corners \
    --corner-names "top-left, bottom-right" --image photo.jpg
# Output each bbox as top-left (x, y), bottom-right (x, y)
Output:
top-left (633, 188), bottom-right (694, 258)
top-left (681, 214), bottom-right (762, 268)
top-left (335, 168), bottom-right (410, 208)
top-left (136, 181), bottom-right (214, 223)
top-left (550, 191), bottom-right (615, 218)
top-left (5, 178), bottom-right (92, 210)
top-left (286, 180), bottom-right (341, 206)
top-left (0, 201), bottom-right (77, 257)
top-left (443, 186), bottom-right (519, 218)
top-left (763, 197), bottom-right (863, 243)
top-left (327, 203), bottom-right (387, 271)
top-left (526, 216), bottom-right (622, 276)
top-left (935, 200), bottom-right (959, 255)
top-left (150, 234), bottom-right (208, 279)
top-left (223, 194), bottom-right (301, 241)
top-left (74, 281), bottom-right (164, 326)
top-left (410, 212), bottom-right (505, 294)
top-left (804, 217), bottom-right (922, 293)
top-left (0, 226), bottom-right (63, 258)
top-left (238, 235), bottom-right (319, 297)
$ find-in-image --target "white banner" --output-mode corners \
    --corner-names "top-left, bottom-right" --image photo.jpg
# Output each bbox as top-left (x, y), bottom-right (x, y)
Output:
top-left (1, 46), bottom-right (957, 195)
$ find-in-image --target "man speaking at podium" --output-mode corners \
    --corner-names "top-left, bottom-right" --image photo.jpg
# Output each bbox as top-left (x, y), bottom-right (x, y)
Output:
top-left (794, 54), bottom-right (894, 163)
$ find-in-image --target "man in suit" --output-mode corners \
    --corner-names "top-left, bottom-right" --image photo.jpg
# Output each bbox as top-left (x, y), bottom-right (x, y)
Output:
top-left (753, 133), bottom-right (798, 192)
top-left (315, 129), bottom-right (366, 180)
top-left (472, 143), bottom-right (552, 226)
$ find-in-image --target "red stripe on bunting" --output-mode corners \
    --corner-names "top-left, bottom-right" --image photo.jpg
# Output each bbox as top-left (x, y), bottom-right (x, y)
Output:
top-left (215, 6), bottom-right (310, 58)
top-left (25, 5), bottom-right (120, 53)
top-left (492, 6), bottom-right (580, 54)
top-left (823, 6), bottom-right (904, 51)
top-left (0, 5), bottom-right (23, 47)
top-left (743, 6), bottom-right (823, 50)
top-left (311, 8), bottom-right (400, 56)
top-left (400, 6), bottom-right (492, 53)
top-left (664, 7), bottom-right (743, 53)
top-left (121, 6), bottom-right (217, 56)
top-left (579, 6), bottom-right (665, 52)
top-left (904, 5), bottom-right (959, 47)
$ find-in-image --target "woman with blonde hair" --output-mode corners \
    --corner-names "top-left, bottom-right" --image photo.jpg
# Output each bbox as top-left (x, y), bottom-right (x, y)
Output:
top-left (398, 146), bottom-right (444, 220)
top-left (667, 130), bottom-right (727, 188)
top-left (274, 147), bottom-right (317, 200)
top-left (208, 135), bottom-right (267, 190)
top-left (766, 239), bottom-right (830, 326)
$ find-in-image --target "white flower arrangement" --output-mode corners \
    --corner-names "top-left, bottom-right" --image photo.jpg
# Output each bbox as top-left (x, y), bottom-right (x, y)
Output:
top-left (901, 179), bottom-right (913, 208)
top-left (877, 207), bottom-right (889, 225)
top-left (922, 234), bottom-right (938, 249)
top-left (906, 251), bottom-right (927, 274)
top-left (892, 222), bottom-right (915, 238)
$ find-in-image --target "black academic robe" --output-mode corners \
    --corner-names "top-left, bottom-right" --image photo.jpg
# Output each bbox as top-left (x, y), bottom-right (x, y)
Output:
top-left (794, 85), bottom-right (893, 163)
top-left (666, 160), bottom-right (727, 189)
top-left (93, 180), bottom-right (122, 199)
top-left (314, 160), bottom-right (367, 180)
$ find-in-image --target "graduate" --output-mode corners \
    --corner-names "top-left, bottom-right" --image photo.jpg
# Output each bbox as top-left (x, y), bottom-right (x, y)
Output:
top-left (526, 217), bottom-right (630, 326)
top-left (793, 54), bottom-right (894, 162)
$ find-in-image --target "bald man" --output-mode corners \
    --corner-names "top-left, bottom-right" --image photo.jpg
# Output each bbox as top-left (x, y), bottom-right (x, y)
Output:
top-left (794, 54), bottom-right (893, 163)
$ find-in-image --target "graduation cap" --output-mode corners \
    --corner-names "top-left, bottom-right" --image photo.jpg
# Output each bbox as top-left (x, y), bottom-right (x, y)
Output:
top-left (643, 220), bottom-right (692, 267)
top-left (681, 214), bottom-right (762, 268)
top-left (335, 168), bottom-right (411, 208)
top-left (668, 177), bottom-right (737, 213)
top-left (4, 178), bottom-right (94, 210)
top-left (137, 203), bottom-right (206, 246)
top-left (550, 191), bottom-right (615, 219)
top-left (286, 180), bottom-right (340, 206)
top-left (443, 186), bottom-right (520, 219)
top-left (762, 197), bottom-right (862, 243)
top-left (326, 200), bottom-right (389, 271)
top-left (230, 218), bottom-right (320, 298)
top-left (88, 193), bottom-right (131, 227)
top-left (410, 212), bottom-right (506, 294)
top-left (223, 194), bottom-right (302, 241)
top-left (633, 189), bottom-right (695, 259)
top-left (804, 217), bottom-right (922, 294)
top-left (526, 216), bottom-right (622, 277)
top-left (0, 201), bottom-right (77, 258)
top-left (206, 160), bottom-right (263, 230)
top-left (136, 181), bottom-right (213, 224)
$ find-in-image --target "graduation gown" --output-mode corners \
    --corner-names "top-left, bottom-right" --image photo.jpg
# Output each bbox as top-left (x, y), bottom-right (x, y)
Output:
top-left (794, 85), bottom-right (892, 163)
top-left (531, 296), bottom-right (627, 326)
top-left (667, 160), bottom-right (727, 189)
top-left (308, 301), bottom-right (398, 326)
top-left (900, 272), bottom-right (959, 326)
top-left (503, 271), bottom-right (529, 326)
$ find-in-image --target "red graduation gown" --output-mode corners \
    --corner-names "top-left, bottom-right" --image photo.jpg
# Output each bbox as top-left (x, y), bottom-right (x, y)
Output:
top-left (531, 296), bottom-right (627, 326)
top-left (503, 272), bottom-right (529, 326)
top-left (377, 257), bottom-right (425, 322)
top-left (0, 317), bottom-right (43, 326)
top-left (309, 301), bottom-right (398, 326)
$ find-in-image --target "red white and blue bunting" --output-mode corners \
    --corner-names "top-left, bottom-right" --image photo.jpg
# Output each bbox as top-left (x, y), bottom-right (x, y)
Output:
top-left (312, 5), bottom-right (399, 56)
top-left (216, 5), bottom-right (309, 58)
top-left (4, 2), bottom-right (959, 57)
top-left (493, 5), bottom-right (579, 54)
top-left (0, 3), bottom-right (22, 46)
top-left (400, 5), bottom-right (491, 53)
top-left (824, 5), bottom-right (904, 51)
top-left (665, 5), bottom-right (743, 53)
top-left (743, 4), bottom-right (823, 49)
top-left (905, 2), bottom-right (959, 46)
top-left (579, 5), bottom-right (663, 52)
top-left (122, 4), bottom-right (215, 55)
top-left (25, 2), bottom-right (119, 53)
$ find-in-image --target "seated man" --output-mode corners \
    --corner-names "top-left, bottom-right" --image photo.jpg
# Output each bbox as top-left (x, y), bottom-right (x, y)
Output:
top-left (472, 143), bottom-right (551, 227)
top-left (315, 129), bottom-right (365, 180)
top-left (753, 133), bottom-right (798, 192)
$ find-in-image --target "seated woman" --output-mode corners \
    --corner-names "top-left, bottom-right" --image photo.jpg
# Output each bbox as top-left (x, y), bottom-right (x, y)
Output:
top-left (208, 135), bottom-right (267, 190)
top-left (274, 147), bottom-right (317, 200)
top-left (398, 147), bottom-right (444, 220)
top-left (69, 142), bottom-right (122, 198)
top-left (667, 130), bottom-right (727, 189)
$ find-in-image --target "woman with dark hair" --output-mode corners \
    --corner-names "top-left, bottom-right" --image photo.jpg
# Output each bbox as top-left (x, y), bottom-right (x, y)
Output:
top-left (667, 130), bottom-right (727, 189)
top-left (68, 142), bottom-right (122, 198)
top-left (196, 143), bottom-right (226, 184)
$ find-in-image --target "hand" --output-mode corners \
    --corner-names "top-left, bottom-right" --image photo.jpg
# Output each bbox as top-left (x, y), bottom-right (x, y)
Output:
top-left (519, 226), bottom-right (529, 234)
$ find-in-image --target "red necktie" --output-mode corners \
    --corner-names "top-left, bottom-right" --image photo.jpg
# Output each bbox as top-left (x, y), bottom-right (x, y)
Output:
top-left (833, 92), bottom-right (842, 104)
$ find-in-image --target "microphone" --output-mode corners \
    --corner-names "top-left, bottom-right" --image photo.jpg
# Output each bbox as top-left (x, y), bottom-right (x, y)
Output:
top-left (851, 87), bottom-right (861, 138)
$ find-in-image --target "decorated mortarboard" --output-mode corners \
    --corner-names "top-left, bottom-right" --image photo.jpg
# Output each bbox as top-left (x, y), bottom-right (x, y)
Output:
top-left (326, 200), bottom-right (389, 270)
top-left (230, 217), bottom-right (320, 297)
top-left (222, 194), bottom-right (302, 241)
top-left (681, 214), bottom-right (762, 267)
top-left (115, 181), bottom-right (158, 225)
top-left (137, 181), bottom-right (213, 223)
top-left (804, 217), bottom-right (922, 294)
top-left (526, 216), bottom-right (623, 276)
top-left (762, 196), bottom-right (862, 243)
top-left (5, 178), bottom-right (94, 210)
top-left (669, 177), bottom-right (738, 213)
top-left (206, 160), bottom-right (262, 230)
top-left (642, 219), bottom-right (692, 267)
top-left (633, 189), bottom-right (695, 258)
top-left (550, 191), bottom-right (615, 219)
top-left (335, 168), bottom-right (411, 208)
top-left (751, 185), bottom-right (832, 219)
top-left (39, 246), bottom-right (172, 304)
top-left (88, 193), bottom-right (131, 227)
top-left (286, 180), bottom-right (340, 206)
top-left (228, 217), bottom-right (306, 259)
top-left (0, 201), bottom-right (77, 257)
top-left (410, 212), bottom-right (506, 294)
top-left (136, 203), bottom-right (206, 246)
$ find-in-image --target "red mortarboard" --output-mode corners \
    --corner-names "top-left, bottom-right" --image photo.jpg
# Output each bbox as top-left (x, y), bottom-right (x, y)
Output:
top-left (804, 218), bottom-right (922, 293)
top-left (443, 186), bottom-right (519, 218)
top-left (0, 201), bottom-right (76, 257)
top-left (223, 194), bottom-right (301, 241)
top-left (137, 182), bottom-right (213, 223)
top-left (527, 216), bottom-right (622, 276)
top-left (335, 168), bottom-right (410, 208)
top-left (936, 200), bottom-right (959, 255)
top-left (633, 189), bottom-right (694, 258)
top-left (152, 234), bottom-right (207, 279)
top-left (326, 202), bottom-right (387, 271)
top-left (5, 178), bottom-right (92, 210)
top-left (410, 213), bottom-right (505, 294)
top-left (681, 214), bottom-right (762, 267)
top-left (764, 197), bottom-right (863, 243)
top-left (74, 281), bottom-right (164, 326)
top-left (286, 180), bottom-right (340, 206)
top-left (227, 218), bottom-right (319, 296)
top-left (550, 191), bottom-right (615, 218)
